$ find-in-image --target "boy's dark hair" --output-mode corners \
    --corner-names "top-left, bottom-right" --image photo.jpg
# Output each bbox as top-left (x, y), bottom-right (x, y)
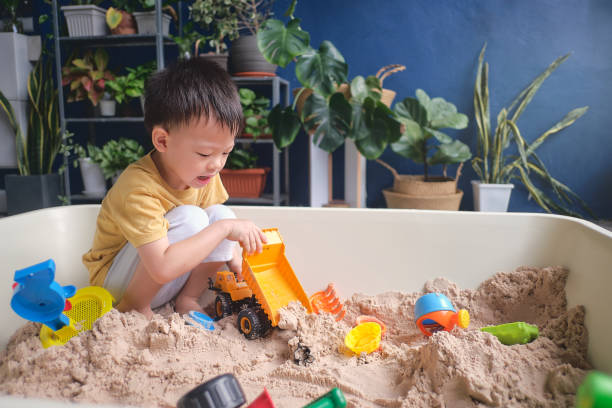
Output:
top-left (144, 57), bottom-right (243, 136)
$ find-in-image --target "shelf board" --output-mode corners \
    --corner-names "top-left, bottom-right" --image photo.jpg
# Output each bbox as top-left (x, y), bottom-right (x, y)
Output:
top-left (66, 117), bottom-right (144, 123)
top-left (231, 76), bottom-right (290, 86)
top-left (226, 193), bottom-right (288, 205)
top-left (236, 138), bottom-right (274, 144)
top-left (59, 34), bottom-right (175, 47)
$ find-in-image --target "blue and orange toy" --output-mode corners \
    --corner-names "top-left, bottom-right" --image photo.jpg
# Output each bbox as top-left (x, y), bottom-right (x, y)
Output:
top-left (10, 259), bottom-right (114, 348)
top-left (414, 293), bottom-right (470, 336)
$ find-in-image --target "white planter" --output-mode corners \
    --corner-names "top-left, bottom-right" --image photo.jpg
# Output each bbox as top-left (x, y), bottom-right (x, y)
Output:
top-left (308, 133), bottom-right (331, 207)
top-left (132, 11), bottom-right (171, 35)
top-left (0, 33), bottom-right (35, 101)
top-left (99, 99), bottom-right (116, 116)
top-left (61, 5), bottom-right (108, 37)
top-left (344, 139), bottom-right (367, 208)
top-left (78, 158), bottom-right (107, 197)
top-left (472, 180), bottom-right (514, 212)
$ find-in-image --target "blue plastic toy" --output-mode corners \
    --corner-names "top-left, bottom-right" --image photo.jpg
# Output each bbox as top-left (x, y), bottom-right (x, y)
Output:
top-left (10, 259), bottom-right (76, 331)
top-left (185, 310), bottom-right (215, 331)
top-left (414, 293), bottom-right (470, 336)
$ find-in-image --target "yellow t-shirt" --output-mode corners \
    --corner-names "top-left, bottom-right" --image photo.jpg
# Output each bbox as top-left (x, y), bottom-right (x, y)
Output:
top-left (83, 152), bottom-right (229, 287)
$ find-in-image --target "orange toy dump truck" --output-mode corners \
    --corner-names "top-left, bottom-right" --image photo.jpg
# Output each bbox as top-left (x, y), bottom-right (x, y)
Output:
top-left (209, 228), bottom-right (313, 339)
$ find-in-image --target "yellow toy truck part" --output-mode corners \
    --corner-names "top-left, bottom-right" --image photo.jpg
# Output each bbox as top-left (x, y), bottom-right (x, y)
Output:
top-left (209, 228), bottom-right (312, 339)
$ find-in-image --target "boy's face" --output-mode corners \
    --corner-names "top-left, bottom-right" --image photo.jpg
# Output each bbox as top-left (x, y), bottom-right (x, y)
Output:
top-left (153, 115), bottom-right (235, 190)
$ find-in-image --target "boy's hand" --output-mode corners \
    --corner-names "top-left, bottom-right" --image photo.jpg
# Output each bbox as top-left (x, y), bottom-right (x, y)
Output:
top-left (228, 245), bottom-right (243, 280)
top-left (223, 219), bottom-right (267, 255)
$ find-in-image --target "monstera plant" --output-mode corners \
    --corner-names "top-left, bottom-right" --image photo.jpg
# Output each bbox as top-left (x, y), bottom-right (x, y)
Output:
top-left (257, 0), bottom-right (401, 159)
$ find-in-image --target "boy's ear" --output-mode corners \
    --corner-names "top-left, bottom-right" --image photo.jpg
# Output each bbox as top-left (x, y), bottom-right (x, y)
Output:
top-left (151, 126), bottom-right (170, 152)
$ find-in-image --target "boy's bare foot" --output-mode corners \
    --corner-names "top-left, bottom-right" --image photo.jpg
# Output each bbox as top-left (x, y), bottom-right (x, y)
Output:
top-left (175, 294), bottom-right (204, 316)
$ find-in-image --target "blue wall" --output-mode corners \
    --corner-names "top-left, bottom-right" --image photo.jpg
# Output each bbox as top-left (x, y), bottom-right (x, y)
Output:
top-left (275, 0), bottom-right (612, 218)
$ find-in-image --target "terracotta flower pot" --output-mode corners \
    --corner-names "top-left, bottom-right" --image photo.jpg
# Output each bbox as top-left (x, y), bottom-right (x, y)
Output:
top-left (220, 168), bottom-right (270, 198)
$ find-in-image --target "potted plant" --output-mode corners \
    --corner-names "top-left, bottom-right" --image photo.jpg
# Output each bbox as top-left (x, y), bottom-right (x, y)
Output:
top-left (170, 21), bottom-right (205, 60)
top-left (60, 132), bottom-right (107, 196)
top-left (61, 48), bottom-right (114, 109)
top-left (105, 61), bottom-right (155, 116)
top-left (132, 0), bottom-right (177, 35)
top-left (220, 146), bottom-right (269, 198)
top-left (105, 1), bottom-right (137, 35)
top-left (471, 44), bottom-right (593, 217)
top-left (190, 0), bottom-right (242, 70)
top-left (228, 0), bottom-right (277, 76)
top-left (375, 89), bottom-right (471, 210)
top-left (0, 57), bottom-right (64, 215)
top-left (239, 88), bottom-right (271, 140)
top-left (61, 0), bottom-right (108, 37)
top-left (96, 138), bottom-right (145, 183)
top-left (256, 0), bottom-right (402, 207)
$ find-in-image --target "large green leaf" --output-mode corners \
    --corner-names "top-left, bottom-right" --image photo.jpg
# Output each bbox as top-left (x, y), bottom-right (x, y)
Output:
top-left (295, 41), bottom-right (348, 97)
top-left (257, 18), bottom-right (310, 68)
top-left (416, 88), bottom-right (468, 129)
top-left (394, 97), bottom-right (427, 127)
top-left (428, 140), bottom-right (472, 165)
top-left (268, 104), bottom-right (301, 149)
top-left (303, 91), bottom-right (351, 152)
top-left (391, 119), bottom-right (425, 163)
top-left (356, 113), bottom-right (388, 160)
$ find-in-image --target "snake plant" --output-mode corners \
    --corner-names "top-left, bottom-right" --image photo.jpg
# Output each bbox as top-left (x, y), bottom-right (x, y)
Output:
top-left (0, 58), bottom-right (62, 175)
top-left (473, 44), bottom-right (593, 218)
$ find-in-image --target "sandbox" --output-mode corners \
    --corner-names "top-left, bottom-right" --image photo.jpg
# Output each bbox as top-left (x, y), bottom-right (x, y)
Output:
top-left (0, 205), bottom-right (611, 407)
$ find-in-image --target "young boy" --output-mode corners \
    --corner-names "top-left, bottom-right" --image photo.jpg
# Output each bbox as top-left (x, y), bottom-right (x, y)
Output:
top-left (82, 58), bottom-right (266, 318)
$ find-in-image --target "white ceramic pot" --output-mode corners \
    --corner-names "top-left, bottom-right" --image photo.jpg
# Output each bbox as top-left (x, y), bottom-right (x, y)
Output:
top-left (78, 158), bottom-right (107, 197)
top-left (471, 180), bottom-right (514, 212)
top-left (99, 99), bottom-right (116, 116)
top-left (61, 5), bottom-right (108, 37)
top-left (132, 11), bottom-right (171, 35)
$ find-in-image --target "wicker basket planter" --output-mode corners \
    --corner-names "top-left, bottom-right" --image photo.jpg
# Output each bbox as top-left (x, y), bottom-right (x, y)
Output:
top-left (383, 188), bottom-right (463, 211)
top-left (220, 168), bottom-right (269, 198)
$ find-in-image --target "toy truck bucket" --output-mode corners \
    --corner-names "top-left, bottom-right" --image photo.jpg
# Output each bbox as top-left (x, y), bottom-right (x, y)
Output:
top-left (242, 228), bottom-right (312, 327)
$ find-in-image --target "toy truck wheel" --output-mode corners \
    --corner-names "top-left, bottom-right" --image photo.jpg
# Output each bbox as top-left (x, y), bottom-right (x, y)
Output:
top-left (215, 293), bottom-right (233, 319)
top-left (237, 308), bottom-right (266, 340)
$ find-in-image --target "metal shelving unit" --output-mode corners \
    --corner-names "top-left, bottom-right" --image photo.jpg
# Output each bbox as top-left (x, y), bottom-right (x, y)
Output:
top-left (51, 0), bottom-right (290, 206)
top-left (231, 76), bottom-right (291, 206)
top-left (52, 0), bottom-right (173, 204)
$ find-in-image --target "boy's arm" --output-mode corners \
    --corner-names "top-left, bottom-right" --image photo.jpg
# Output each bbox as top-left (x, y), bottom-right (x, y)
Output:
top-left (136, 219), bottom-right (264, 285)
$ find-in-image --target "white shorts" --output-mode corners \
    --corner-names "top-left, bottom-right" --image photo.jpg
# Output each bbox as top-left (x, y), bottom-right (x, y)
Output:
top-left (103, 204), bottom-right (237, 309)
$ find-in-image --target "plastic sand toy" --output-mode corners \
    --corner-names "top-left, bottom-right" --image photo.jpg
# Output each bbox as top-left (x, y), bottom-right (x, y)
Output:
top-left (209, 228), bottom-right (312, 340)
top-left (177, 373), bottom-right (346, 408)
top-left (344, 322), bottom-right (382, 354)
top-left (414, 293), bottom-right (470, 336)
top-left (10, 259), bottom-right (114, 348)
top-left (184, 310), bottom-right (215, 331)
top-left (481, 322), bottom-right (539, 345)
top-left (310, 283), bottom-right (346, 321)
top-left (302, 388), bottom-right (347, 408)
top-left (576, 371), bottom-right (612, 408)
top-left (355, 315), bottom-right (386, 338)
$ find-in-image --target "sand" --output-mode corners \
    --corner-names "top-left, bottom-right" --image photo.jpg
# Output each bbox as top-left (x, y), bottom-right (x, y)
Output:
top-left (0, 266), bottom-right (589, 407)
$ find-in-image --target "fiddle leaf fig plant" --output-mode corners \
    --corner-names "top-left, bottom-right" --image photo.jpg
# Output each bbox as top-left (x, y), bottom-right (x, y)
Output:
top-left (256, 0), bottom-right (400, 159)
top-left (391, 89), bottom-right (471, 180)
